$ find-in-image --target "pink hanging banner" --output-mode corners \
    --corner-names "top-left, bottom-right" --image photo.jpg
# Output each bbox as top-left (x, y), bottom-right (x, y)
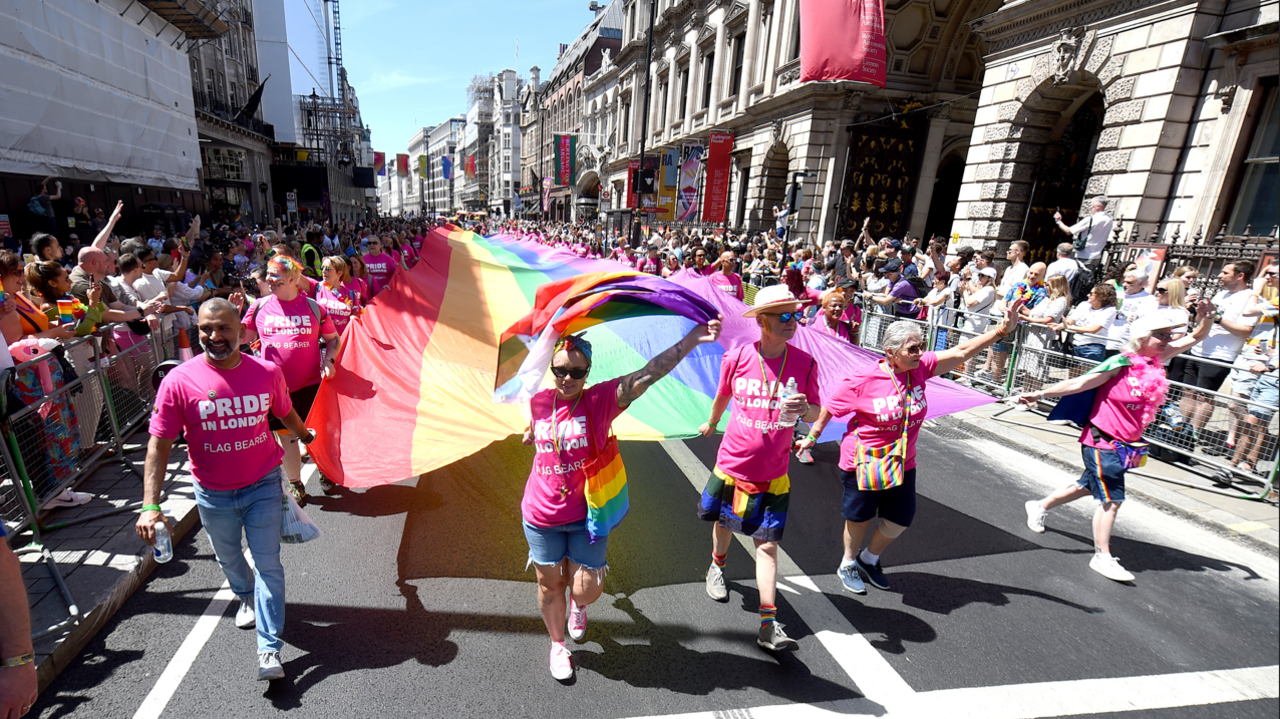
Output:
top-left (799, 0), bottom-right (887, 88)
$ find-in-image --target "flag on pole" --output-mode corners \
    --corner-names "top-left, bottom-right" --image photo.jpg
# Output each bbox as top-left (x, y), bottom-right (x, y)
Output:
top-left (555, 134), bottom-right (577, 186)
top-left (374, 152), bottom-right (386, 176)
top-left (419, 155), bottom-right (430, 179)
top-left (441, 155), bottom-right (453, 180)
top-left (396, 154), bottom-right (410, 177)
top-left (465, 155), bottom-right (477, 178)
top-left (799, 0), bottom-right (887, 88)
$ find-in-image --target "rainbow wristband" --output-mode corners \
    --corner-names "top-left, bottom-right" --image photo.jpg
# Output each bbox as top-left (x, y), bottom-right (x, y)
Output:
top-left (141, 504), bottom-right (162, 512)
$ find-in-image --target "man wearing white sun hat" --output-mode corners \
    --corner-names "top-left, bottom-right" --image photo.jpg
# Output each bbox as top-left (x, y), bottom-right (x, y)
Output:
top-left (696, 284), bottom-right (824, 652)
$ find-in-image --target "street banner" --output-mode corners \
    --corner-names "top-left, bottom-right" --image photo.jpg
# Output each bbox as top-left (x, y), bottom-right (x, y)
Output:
top-left (799, 0), bottom-right (887, 88)
top-left (662, 148), bottom-right (679, 187)
top-left (307, 228), bottom-right (997, 488)
top-left (677, 143), bottom-right (704, 221)
top-left (555, 134), bottom-right (577, 186)
top-left (441, 155), bottom-right (453, 180)
top-left (374, 152), bottom-right (386, 176)
top-left (542, 177), bottom-right (552, 213)
top-left (702, 132), bottom-right (733, 223)
top-left (418, 155), bottom-right (430, 179)
top-left (626, 160), bottom-right (639, 209)
top-left (396, 153), bottom-right (409, 178)
top-left (465, 155), bottom-right (477, 178)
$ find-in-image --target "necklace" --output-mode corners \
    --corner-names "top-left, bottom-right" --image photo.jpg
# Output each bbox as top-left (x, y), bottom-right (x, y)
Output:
top-left (755, 342), bottom-right (788, 434)
top-left (549, 392), bottom-right (583, 500)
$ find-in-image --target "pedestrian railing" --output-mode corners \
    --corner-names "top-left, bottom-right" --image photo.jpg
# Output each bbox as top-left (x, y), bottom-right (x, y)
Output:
top-left (843, 302), bottom-right (1278, 501)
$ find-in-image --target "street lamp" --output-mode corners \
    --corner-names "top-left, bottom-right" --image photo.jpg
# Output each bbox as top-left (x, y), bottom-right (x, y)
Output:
top-left (631, 0), bottom-right (659, 248)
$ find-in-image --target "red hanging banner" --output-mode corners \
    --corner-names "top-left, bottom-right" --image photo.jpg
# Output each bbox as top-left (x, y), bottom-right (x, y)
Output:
top-left (396, 153), bottom-right (409, 178)
top-left (701, 132), bottom-right (733, 224)
top-left (626, 159), bottom-right (640, 209)
top-left (799, 0), bottom-right (887, 88)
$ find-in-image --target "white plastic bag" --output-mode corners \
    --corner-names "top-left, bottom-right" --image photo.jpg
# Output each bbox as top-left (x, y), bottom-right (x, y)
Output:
top-left (280, 481), bottom-right (321, 544)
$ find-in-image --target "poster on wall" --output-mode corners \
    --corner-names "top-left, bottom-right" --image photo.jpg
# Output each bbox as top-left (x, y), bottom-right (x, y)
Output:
top-left (799, 0), bottom-right (887, 88)
top-left (1127, 244), bottom-right (1168, 293)
top-left (677, 143), bottom-right (704, 221)
top-left (702, 132), bottom-right (734, 224)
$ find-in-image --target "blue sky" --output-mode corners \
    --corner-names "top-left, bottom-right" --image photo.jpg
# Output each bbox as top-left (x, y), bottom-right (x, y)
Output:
top-left (342, 0), bottom-right (604, 153)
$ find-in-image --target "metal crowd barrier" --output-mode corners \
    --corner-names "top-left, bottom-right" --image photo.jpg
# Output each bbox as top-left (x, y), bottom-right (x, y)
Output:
top-left (843, 302), bottom-right (1278, 500)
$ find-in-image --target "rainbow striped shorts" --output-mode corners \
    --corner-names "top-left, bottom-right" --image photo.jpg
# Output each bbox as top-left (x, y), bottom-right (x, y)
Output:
top-left (697, 467), bottom-right (790, 542)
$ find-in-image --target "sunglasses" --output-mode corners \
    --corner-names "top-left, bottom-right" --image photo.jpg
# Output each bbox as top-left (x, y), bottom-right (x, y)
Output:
top-left (901, 343), bottom-right (925, 354)
top-left (1150, 331), bottom-right (1183, 342)
top-left (766, 311), bottom-right (800, 323)
top-left (550, 366), bottom-right (589, 380)
top-left (1155, 287), bottom-right (1169, 294)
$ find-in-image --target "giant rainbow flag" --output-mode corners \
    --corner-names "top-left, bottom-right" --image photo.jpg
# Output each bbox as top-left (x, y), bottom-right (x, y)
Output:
top-left (308, 227), bottom-right (997, 488)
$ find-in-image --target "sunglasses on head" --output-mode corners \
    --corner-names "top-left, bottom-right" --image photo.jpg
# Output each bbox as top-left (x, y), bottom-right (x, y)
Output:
top-left (767, 311), bottom-right (800, 323)
top-left (550, 366), bottom-right (589, 380)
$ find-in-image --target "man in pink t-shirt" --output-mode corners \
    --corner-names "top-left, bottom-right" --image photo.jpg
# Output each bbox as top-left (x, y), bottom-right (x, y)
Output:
top-left (710, 251), bottom-right (744, 301)
top-left (697, 285), bottom-right (821, 652)
top-left (136, 299), bottom-right (313, 681)
top-left (362, 235), bottom-right (399, 296)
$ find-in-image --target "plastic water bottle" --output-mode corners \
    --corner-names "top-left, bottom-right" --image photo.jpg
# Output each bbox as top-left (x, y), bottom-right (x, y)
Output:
top-left (1161, 405), bottom-right (1185, 431)
top-left (778, 377), bottom-right (800, 427)
top-left (153, 520), bottom-right (173, 564)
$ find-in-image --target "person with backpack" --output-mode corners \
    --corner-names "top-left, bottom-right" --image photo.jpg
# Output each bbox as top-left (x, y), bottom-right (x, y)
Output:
top-left (234, 256), bottom-right (341, 503)
top-left (864, 258), bottom-right (931, 319)
top-left (1048, 242), bottom-right (1096, 308)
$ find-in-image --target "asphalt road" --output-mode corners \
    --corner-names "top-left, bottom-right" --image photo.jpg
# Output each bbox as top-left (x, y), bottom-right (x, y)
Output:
top-left (28, 427), bottom-right (1280, 718)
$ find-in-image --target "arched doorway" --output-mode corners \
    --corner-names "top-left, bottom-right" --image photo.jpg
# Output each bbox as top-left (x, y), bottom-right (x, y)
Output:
top-left (924, 153), bottom-right (965, 241)
top-left (1022, 92), bottom-right (1105, 264)
top-left (756, 142), bottom-right (790, 229)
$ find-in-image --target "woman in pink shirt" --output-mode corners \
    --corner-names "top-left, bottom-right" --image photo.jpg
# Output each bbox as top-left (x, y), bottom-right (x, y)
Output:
top-left (318, 256), bottom-right (361, 335)
top-left (237, 256), bottom-right (341, 500)
top-left (522, 320), bottom-right (721, 681)
top-left (1019, 304), bottom-right (1212, 582)
top-left (362, 236), bottom-right (398, 296)
top-left (800, 301), bottom-right (1025, 595)
top-left (347, 254), bottom-right (371, 302)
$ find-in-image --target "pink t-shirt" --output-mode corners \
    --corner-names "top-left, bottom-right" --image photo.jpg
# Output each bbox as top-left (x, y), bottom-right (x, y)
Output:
top-left (522, 378), bottom-right (624, 527)
top-left (150, 354), bottom-right (292, 490)
top-left (809, 317), bottom-right (853, 342)
top-left (344, 277), bottom-right (368, 306)
top-left (825, 352), bottom-right (937, 472)
top-left (714, 343), bottom-right (819, 492)
top-left (711, 272), bottom-right (744, 301)
top-left (636, 256), bottom-right (661, 275)
top-left (243, 294), bottom-right (338, 390)
top-left (363, 253), bottom-right (398, 295)
top-left (1080, 364), bottom-right (1157, 448)
top-left (399, 244), bottom-right (417, 268)
top-left (315, 282), bottom-right (358, 334)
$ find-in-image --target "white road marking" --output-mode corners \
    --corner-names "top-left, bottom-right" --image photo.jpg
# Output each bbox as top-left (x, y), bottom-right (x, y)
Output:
top-left (131, 582), bottom-right (235, 719)
top-left (656, 440), bottom-right (1280, 718)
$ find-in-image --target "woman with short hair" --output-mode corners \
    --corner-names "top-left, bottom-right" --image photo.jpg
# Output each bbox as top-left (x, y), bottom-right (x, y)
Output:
top-left (798, 302), bottom-right (1024, 595)
top-left (1056, 283), bottom-right (1119, 364)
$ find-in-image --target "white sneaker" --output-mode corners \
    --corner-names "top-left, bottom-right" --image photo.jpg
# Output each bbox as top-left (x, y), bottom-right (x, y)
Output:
top-left (1089, 554), bottom-right (1135, 582)
top-left (257, 651), bottom-right (285, 681)
top-left (705, 563), bottom-right (728, 602)
top-left (796, 447), bottom-right (814, 465)
top-left (1024, 500), bottom-right (1047, 534)
top-left (44, 488), bottom-right (92, 509)
top-left (567, 599), bottom-right (587, 642)
top-left (235, 600), bottom-right (256, 629)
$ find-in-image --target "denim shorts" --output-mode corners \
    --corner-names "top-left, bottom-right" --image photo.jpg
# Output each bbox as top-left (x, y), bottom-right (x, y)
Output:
top-left (1073, 343), bottom-right (1105, 362)
top-left (1249, 372), bottom-right (1279, 422)
top-left (992, 341), bottom-right (1010, 353)
top-left (523, 519), bottom-right (608, 570)
top-left (1077, 445), bottom-right (1126, 503)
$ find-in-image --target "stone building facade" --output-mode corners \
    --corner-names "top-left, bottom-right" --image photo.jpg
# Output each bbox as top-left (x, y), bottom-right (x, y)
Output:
top-left (957, 0), bottom-right (1279, 261)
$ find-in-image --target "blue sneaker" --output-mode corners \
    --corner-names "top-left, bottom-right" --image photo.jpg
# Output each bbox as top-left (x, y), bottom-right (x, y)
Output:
top-left (837, 563), bottom-right (866, 594)
top-left (855, 555), bottom-right (890, 591)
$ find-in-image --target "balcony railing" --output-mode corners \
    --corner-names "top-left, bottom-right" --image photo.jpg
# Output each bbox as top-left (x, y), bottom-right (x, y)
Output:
top-left (246, 64), bottom-right (258, 84)
top-left (193, 87), bottom-right (275, 140)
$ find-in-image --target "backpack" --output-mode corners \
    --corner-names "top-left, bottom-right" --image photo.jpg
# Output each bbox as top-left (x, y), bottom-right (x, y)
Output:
top-left (905, 275), bottom-right (930, 298)
top-left (1068, 260), bottom-right (1094, 306)
top-left (27, 196), bottom-right (46, 216)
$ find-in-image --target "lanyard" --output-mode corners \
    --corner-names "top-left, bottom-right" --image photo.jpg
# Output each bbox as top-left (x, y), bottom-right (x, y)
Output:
top-left (755, 342), bottom-right (788, 423)
top-left (549, 392), bottom-right (583, 455)
top-left (883, 362), bottom-right (913, 442)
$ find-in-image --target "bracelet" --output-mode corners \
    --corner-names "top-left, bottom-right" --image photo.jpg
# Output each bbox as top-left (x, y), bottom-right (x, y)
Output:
top-left (806, 433), bottom-right (819, 443)
top-left (140, 504), bottom-right (162, 512)
top-left (300, 431), bottom-right (315, 445)
top-left (2, 652), bottom-right (34, 668)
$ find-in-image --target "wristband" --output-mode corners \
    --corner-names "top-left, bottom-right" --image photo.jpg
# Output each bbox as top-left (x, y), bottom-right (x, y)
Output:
top-left (2, 652), bottom-right (34, 668)
top-left (300, 431), bottom-right (315, 445)
top-left (141, 504), bottom-right (162, 512)
top-left (806, 433), bottom-right (819, 443)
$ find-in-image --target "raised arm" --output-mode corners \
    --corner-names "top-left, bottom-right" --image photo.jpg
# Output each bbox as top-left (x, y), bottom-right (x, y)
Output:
top-left (617, 318), bottom-right (722, 409)
top-left (92, 200), bottom-right (124, 250)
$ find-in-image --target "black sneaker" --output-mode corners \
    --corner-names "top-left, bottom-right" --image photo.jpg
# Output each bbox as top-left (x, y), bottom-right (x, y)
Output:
top-left (319, 474), bottom-right (340, 495)
top-left (287, 479), bottom-right (308, 505)
top-left (855, 555), bottom-right (890, 591)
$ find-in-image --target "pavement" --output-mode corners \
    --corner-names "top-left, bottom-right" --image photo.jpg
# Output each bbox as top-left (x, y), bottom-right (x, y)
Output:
top-left (15, 420), bottom-right (1280, 717)
top-left (949, 401), bottom-right (1279, 554)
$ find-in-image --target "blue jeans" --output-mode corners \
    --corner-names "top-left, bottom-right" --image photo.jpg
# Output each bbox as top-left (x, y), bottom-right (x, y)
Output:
top-left (194, 468), bottom-right (285, 653)
top-left (1073, 343), bottom-right (1105, 362)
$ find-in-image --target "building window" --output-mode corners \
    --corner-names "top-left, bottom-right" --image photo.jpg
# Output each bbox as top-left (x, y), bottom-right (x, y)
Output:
top-left (788, 0), bottom-right (801, 61)
top-left (758, 12), bottom-right (772, 84)
top-left (206, 69), bottom-right (215, 98)
top-left (658, 80), bottom-right (668, 127)
top-left (1228, 83), bottom-right (1279, 235)
top-left (702, 52), bottom-right (715, 108)
top-left (730, 34), bottom-right (745, 97)
top-left (230, 82), bottom-right (238, 108)
top-left (676, 67), bottom-right (689, 119)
